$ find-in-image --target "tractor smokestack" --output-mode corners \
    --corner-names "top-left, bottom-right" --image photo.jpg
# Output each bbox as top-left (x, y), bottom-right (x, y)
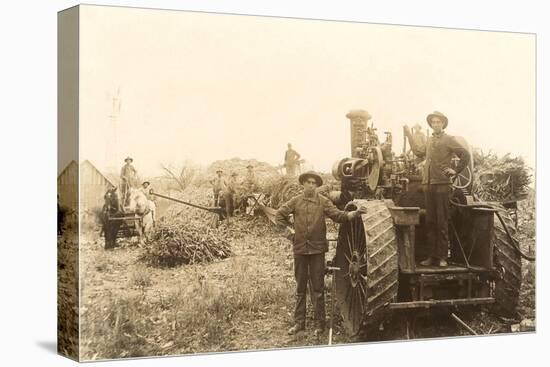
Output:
top-left (345, 110), bottom-right (372, 158)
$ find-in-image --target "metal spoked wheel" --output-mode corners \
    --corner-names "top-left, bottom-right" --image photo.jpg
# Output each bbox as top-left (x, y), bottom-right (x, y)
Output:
top-left (334, 200), bottom-right (399, 336)
top-left (452, 166), bottom-right (473, 190)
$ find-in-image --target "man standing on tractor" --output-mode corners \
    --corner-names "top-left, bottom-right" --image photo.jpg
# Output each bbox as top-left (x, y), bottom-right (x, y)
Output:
top-left (404, 111), bottom-right (471, 267)
top-left (284, 143), bottom-right (301, 176)
top-left (275, 171), bottom-right (366, 337)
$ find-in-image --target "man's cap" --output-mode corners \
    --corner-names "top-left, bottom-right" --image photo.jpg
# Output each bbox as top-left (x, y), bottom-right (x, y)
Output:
top-left (346, 109), bottom-right (372, 120)
top-left (426, 111), bottom-right (448, 129)
top-left (246, 164), bottom-right (254, 169)
top-left (231, 172), bottom-right (238, 177)
top-left (216, 169), bottom-right (223, 173)
top-left (298, 171), bottom-right (323, 186)
top-left (124, 156), bottom-right (133, 162)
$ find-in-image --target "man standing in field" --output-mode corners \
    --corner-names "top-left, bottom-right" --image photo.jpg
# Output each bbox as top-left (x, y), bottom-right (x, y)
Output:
top-left (243, 164), bottom-right (259, 194)
top-left (224, 172), bottom-right (239, 218)
top-left (284, 143), bottom-right (301, 177)
top-left (404, 111), bottom-right (470, 267)
top-left (275, 171), bottom-right (366, 337)
top-left (210, 169), bottom-right (225, 206)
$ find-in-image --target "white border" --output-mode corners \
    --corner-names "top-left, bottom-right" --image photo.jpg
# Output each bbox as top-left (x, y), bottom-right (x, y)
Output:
top-left (1, 1), bottom-right (546, 366)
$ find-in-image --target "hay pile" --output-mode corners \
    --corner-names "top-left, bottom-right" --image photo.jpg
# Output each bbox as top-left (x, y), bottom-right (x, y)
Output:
top-left (472, 150), bottom-right (532, 202)
top-left (143, 206), bottom-right (231, 267)
top-left (262, 172), bottom-right (339, 208)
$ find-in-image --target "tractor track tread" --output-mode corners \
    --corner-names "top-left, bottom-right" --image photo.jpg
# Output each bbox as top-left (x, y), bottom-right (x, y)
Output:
top-left (492, 205), bottom-right (522, 316)
top-left (365, 214), bottom-right (393, 230)
top-left (369, 235), bottom-right (397, 259)
top-left (493, 245), bottom-right (522, 268)
top-left (367, 267), bottom-right (398, 290)
top-left (367, 224), bottom-right (395, 245)
top-left (368, 251), bottom-right (398, 275)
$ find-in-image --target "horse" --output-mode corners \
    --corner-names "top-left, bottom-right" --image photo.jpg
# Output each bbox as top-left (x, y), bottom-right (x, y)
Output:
top-left (122, 187), bottom-right (156, 244)
top-left (102, 187), bottom-right (122, 249)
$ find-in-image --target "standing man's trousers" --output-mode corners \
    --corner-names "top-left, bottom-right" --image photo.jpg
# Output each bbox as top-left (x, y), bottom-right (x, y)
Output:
top-left (293, 253), bottom-right (326, 328)
top-left (424, 184), bottom-right (451, 260)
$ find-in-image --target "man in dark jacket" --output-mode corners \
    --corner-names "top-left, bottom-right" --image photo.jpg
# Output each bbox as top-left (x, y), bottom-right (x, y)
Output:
top-left (404, 111), bottom-right (471, 267)
top-left (275, 171), bottom-right (366, 336)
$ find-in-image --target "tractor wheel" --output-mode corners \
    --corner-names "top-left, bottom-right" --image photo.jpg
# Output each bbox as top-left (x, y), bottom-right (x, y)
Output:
top-left (334, 199), bottom-right (398, 336)
top-left (492, 205), bottom-right (522, 317)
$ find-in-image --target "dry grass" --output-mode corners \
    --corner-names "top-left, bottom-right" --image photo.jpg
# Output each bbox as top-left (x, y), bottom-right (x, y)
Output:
top-left (80, 249), bottom-right (292, 360)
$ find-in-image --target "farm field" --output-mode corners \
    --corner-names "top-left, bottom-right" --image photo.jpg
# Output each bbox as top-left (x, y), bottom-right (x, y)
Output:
top-left (65, 189), bottom-right (536, 361)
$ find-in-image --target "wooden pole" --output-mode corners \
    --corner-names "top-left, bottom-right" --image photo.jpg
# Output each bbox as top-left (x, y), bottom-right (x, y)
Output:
top-left (451, 313), bottom-right (478, 335)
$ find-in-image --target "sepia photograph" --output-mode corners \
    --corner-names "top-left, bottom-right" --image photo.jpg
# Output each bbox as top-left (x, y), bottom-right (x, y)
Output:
top-left (57, 4), bottom-right (536, 361)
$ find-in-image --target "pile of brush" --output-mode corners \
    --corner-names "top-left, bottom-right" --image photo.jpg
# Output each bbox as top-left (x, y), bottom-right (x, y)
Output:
top-left (472, 150), bottom-right (532, 202)
top-left (143, 207), bottom-right (231, 267)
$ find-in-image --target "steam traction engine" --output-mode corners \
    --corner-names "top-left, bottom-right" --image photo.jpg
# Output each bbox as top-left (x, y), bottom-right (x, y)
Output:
top-left (329, 110), bottom-right (521, 335)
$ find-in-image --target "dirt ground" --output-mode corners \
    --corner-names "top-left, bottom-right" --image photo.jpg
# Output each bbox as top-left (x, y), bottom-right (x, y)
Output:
top-left (72, 199), bottom-right (536, 361)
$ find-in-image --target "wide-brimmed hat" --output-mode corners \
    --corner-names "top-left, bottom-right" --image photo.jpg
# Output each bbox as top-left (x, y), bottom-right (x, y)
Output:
top-left (299, 171), bottom-right (323, 186)
top-left (246, 164), bottom-right (254, 169)
top-left (346, 109), bottom-right (372, 120)
top-left (426, 111), bottom-right (448, 129)
top-left (215, 169), bottom-right (223, 173)
top-left (124, 156), bottom-right (133, 163)
top-left (231, 172), bottom-right (238, 177)
top-left (142, 181), bottom-right (150, 186)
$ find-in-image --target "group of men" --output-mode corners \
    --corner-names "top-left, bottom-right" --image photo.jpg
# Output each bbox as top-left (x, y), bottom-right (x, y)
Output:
top-left (121, 111), bottom-right (469, 339)
top-left (120, 156), bottom-right (154, 203)
top-left (210, 164), bottom-right (259, 218)
top-left (276, 110), bottom-right (470, 337)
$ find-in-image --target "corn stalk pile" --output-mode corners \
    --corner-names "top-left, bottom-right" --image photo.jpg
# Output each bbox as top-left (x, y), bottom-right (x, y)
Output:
top-left (472, 149), bottom-right (532, 202)
top-left (143, 206), bottom-right (231, 267)
top-left (263, 176), bottom-right (304, 208)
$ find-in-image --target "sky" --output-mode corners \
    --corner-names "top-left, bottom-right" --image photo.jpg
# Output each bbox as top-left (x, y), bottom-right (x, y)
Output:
top-left (75, 5), bottom-right (536, 177)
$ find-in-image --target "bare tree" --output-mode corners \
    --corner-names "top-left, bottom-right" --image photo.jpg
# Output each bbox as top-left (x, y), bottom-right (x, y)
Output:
top-left (160, 161), bottom-right (197, 192)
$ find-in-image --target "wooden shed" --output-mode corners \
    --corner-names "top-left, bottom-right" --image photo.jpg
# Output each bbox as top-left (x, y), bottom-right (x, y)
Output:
top-left (80, 160), bottom-right (116, 217)
top-left (58, 160), bottom-right (78, 211)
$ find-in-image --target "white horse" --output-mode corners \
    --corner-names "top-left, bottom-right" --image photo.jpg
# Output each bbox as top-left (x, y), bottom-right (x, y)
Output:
top-left (124, 187), bottom-right (156, 244)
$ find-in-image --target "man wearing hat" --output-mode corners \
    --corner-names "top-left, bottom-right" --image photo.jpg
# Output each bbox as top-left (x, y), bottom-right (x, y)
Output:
top-left (275, 171), bottom-right (367, 337)
top-left (404, 111), bottom-right (470, 267)
top-left (284, 143), bottom-right (301, 177)
top-left (120, 157), bottom-right (138, 200)
top-left (140, 181), bottom-right (153, 201)
top-left (209, 169), bottom-right (226, 206)
top-left (224, 172), bottom-right (239, 218)
top-left (243, 164), bottom-right (259, 194)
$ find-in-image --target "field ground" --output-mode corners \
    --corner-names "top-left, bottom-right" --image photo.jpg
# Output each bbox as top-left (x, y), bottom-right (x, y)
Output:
top-left (68, 199), bottom-right (535, 361)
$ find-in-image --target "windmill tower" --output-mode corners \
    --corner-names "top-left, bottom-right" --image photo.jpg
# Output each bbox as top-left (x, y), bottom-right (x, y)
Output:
top-left (104, 88), bottom-right (122, 173)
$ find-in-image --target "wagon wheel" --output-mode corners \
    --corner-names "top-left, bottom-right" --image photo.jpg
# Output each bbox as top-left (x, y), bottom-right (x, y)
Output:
top-left (452, 166), bottom-right (473, 190)
top-left (334, 200), bottom-right (398, 336)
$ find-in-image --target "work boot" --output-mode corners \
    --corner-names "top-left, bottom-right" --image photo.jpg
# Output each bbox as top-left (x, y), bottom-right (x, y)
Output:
top-left (437, 258), bottom-right (448, 267)
top-left (313, 326), bottom-right (325, 338)
top-left (313, 320), bottom-right (325, 338)
top-left (287, 324), bottom-right (305, 335)
top-left (420, 257), bottom-right (434, 266)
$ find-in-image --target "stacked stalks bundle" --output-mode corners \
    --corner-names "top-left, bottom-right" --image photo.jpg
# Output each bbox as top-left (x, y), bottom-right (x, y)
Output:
top-left (472, 150), bottom-right (532, 202)
top-left (144, 207), bottom-right (232, 267)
